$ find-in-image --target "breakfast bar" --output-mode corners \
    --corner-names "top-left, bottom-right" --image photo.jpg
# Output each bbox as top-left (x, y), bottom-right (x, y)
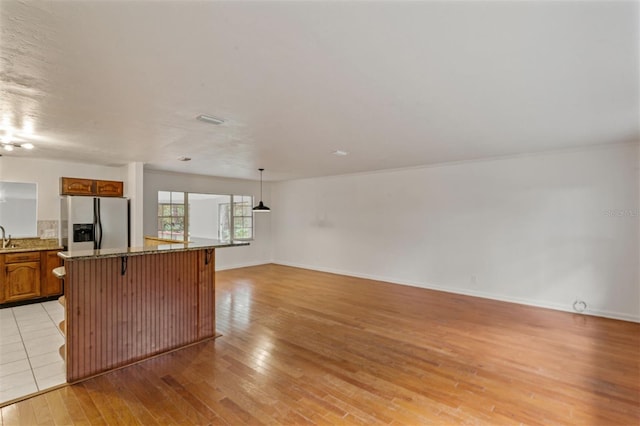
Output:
top-left (58, 239), bottom-right (248, 382)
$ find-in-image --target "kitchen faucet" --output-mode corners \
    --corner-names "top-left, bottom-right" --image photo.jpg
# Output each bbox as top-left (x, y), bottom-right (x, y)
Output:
top-left (0, 226), bottom-right (11, 249)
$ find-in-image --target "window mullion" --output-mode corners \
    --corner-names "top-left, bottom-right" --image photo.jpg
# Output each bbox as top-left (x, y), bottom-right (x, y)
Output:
top-left (230, 194), bottom-right (235, 241)
top-left (184, 192), bottom-right (189, 242)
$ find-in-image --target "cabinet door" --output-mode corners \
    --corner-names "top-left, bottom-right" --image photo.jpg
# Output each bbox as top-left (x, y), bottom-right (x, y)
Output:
top-left (5, 262), bottom-right (41, 302)
top-left (61, 177), bottom-right (95, 195)
top-left (0, 255), bottom-right (5, 303)
top-left (41, 250), bottom-right (63, 297)
top-left (96, 180), bottom-right (123, 197)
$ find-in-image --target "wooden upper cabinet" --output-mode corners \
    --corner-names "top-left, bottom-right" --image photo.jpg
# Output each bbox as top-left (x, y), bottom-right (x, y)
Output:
top-left (61, 177), bottom-right (95, 196)
top-left (95, 180), bottom-right (124, 197)
top-left (60, 177), bottom-right (123, 197)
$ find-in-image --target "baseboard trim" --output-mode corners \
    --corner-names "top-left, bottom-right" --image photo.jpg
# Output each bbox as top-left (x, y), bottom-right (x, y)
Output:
top-left (272, 260), bottom-right (640, 323)
top-left (216, 261), bottom-right (271, 272)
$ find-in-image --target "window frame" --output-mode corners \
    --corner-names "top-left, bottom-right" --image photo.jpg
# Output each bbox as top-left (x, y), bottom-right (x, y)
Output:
top-left (156, 191), bottom-right (187, 241)
top-left (157, 191), bottom-right (254, 242)
top-left (218, 196), bottom-right (254, 241)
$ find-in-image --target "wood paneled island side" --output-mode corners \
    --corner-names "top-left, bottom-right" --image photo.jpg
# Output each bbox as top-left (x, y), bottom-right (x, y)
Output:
top-left (58, 239), bottom-right (248, 382)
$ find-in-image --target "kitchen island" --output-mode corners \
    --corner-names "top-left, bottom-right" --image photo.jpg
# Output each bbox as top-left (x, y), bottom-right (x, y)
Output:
top-left (58, 239), bottom-right (248, 382)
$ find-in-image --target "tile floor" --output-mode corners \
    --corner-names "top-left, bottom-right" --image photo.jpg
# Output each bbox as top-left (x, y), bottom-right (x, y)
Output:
top-left (0, 301), bottom-right (66, 405)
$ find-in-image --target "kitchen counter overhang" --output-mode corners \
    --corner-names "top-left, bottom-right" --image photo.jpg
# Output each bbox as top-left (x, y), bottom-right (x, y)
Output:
top-left (58, 238), bottom-right (249, 260)
top-left (59, 238), bottom-right (248, 382)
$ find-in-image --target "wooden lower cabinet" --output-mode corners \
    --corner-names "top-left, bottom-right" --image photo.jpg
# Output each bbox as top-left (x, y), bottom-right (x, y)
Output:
top-left (41, 250), bottom-right (63, 296)
top-left (4, 261), bottom-right (41, 302)
top-left (0, 249), bottom-right (63, 304)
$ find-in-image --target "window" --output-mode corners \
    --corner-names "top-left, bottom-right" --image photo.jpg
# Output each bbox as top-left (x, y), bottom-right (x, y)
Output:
top-left (157, 191), bottom-right (253, 241)
top-left (157, 191), bottom-right (186, 240)
top-left (218, 195), bottom-right (253, 241)
top-left (218, 203), bottom-right (231, 241)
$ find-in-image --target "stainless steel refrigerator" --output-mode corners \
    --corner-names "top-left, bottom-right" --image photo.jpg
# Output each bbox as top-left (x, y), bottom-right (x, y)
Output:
top-left (60, 196), bottom-right (129, 251)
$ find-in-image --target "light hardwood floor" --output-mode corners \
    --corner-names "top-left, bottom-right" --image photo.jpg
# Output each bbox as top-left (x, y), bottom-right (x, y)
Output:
top-left (1, 264), bottom-right (639, 425)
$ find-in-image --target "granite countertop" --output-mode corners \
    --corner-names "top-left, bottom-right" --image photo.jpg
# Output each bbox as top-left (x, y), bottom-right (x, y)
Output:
top-left (0, 238), bottom-right (63, 254)
top-left (59, 238), bottom-right (249, 260)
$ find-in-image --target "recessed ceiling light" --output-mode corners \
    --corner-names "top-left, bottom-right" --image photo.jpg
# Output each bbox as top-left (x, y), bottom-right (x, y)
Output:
top-left (196, 114), bottom-right (225, 125)
top-left (22, 143), bottom-right (34, 150)
top-left (2, 131), bottom-right (12, 144)
top-left (332, 150), bottom-right (349, 156)
top-left (177, 156), bottom-right (191, 162)
top-left (22, 119), bottom-right (34, 135)
top-left (3, 144), bottom-right (14, 151)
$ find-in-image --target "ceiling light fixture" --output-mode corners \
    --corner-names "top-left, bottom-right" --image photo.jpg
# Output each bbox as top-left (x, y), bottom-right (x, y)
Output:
top-left (1, 142), bottom-right (34, 151)
top-left (196, 114), bottom-right (225, 125)
top-left (252, 168), bottom-right (271, 213)
top-left (22, 119), bottom-right (34, 135)
top-left (332, 150), bottom-right (349, 156)
top-left (177, 156), bottom-right (191, 161)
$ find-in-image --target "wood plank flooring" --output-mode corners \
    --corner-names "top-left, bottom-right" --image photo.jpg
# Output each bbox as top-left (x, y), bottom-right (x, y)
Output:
top-left (2, 264), bottom-right (639, 425)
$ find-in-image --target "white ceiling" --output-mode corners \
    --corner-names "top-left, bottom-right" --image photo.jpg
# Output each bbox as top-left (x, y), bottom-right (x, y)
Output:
top-left (1, 0), bottom-right (638, 181)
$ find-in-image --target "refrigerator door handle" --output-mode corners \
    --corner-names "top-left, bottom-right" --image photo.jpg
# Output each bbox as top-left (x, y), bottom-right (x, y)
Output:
top-left (97, 198), bottom-right (104, 249)
top-left (93, 198), bottom-right (98, 250)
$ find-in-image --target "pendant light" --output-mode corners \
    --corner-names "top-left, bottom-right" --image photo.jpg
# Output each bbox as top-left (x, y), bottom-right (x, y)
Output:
top-left (253, 168), bottom-right (271, 212)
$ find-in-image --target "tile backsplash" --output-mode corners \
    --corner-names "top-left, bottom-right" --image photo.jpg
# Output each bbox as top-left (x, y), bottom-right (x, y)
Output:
top-left (37, 220), bottom-right (59, 239)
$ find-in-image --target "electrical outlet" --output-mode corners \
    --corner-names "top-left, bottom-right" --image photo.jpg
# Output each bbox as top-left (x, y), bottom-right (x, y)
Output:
top-left (573, 299), bottom-right (587, 313)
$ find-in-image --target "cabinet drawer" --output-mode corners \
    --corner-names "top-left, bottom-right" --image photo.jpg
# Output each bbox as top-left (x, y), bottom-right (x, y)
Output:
top-left (5, 251), bottom-right (40, 263)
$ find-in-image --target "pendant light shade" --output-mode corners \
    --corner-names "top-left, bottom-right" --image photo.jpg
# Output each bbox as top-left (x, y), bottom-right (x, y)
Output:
top-left (253, 168), bottom-right (270, 212)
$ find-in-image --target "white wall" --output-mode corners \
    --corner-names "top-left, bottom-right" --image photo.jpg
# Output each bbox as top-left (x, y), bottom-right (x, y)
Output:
top-left (272, 143), bottom-right (640, 322)
top-left (0, 156), bottom-right (127, 222)
top-left (189, 195), bottom-right (227, 239)
top-left (144, 169), bottom-right (272, 271)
